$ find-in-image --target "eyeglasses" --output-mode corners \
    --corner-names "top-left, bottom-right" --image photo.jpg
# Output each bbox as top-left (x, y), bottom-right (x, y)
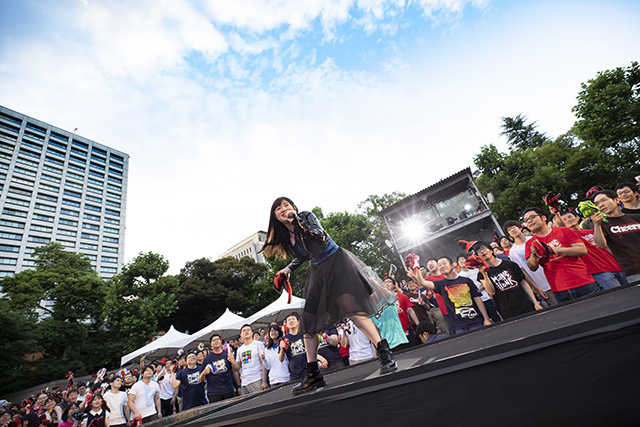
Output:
top-left (523, 214), bottom-right (540, 223)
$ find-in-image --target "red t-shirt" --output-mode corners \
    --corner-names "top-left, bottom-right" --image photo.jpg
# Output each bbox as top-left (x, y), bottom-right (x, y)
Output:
top-left (525, 227), bottom-right (593, 292)
top-left (394, 292), bottom-right (414, 333)
top-left (574, 229), bottom-right (622, 274)
top-left (425, 274), bottom-right (448, 315)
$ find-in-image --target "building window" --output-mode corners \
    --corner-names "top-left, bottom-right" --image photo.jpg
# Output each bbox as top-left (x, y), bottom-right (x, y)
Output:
top-left (100, 266), bottom-right (117, 274)
top-left (35, 203), bottom-right (56, 212)
top-left (0, 245), bottom-right (20, 252)
top-left (65, 181), bottom-right (83, 190)
top-left (60, 208), bottom-right (79, 217)
top-left (102, 246), bottom-right (118, 253)
top-left (42, 174), bottom-right (61, 183)
top-left (0, 232), bottom-right (22, 240)
top-left (86, 195), bottom-right (102, 203)
top-left (32, 214), bottom-right (54, 223)
top-left (57, 229), bottom-right (77, 237)
top-left (81, 233), bottom-right (99, 240)
top-left (84, 213), bottom-right (100, 222)
top-left (43, 164), bottom-right (62, 174)
top-left (37, 193), bottom-right (57, 202)
top-left (0, 258), bottom-right (18, 265)
top-left (67, 172), bottom-right (84, 181)
top-left (62, 199), bottom-right (81, 208)
top-left (82, 223), bottom-right (100, 231)
top-left (3, 208), bottom-right (28, 217)
top-left (105, 209), bottom-right (119, 217)
top-left (103, 236), bottom-right (118, 243)
top-left (104, 227), bottom-right (119, 234)
top-left (6, 197), bottom-right (30, 207)
top-left (88, 178), bottom-right (103, 186)
top-left (82, 253), bottom-right (97, 261)
top-left (27, 236), bottom-right (50, 243)
top-left (79, 243), bottom-right (97, 250)
top-left (0, 220), bottom-right (24, 229)
top-left (30, 224), bottom-right (52, 233)
top-left (85, 204), bottom-right (101, 212)
top-left (56, 240), bottom-right (75, 248)
top-left (104, 218), bottom-right (119, 225)
top-left (101, 256), bottom-right (117, 263)
top-left (40, 183), bottom-right (59, 192)
top-left (59, 219), bottom-right (78, 226)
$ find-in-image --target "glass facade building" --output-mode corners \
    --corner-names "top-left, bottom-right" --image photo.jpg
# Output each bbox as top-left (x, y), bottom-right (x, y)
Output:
top-left (0, 106), bottom-right (128, 280)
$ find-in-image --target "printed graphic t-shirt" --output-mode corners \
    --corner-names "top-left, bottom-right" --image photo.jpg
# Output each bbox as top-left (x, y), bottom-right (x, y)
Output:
top-left (175, 365), bottom-right (208, 410)
top-left (599, 214), bottom-right (640, 276)
top-left (481, 259), bottom-right (534, 319)
top-left (201, 350), bottom-right (235, 396)
top-left (235, 340), bottom-right (266, 386)
top-left (284, 332), bottom-right (306, 381)
top-left (432, 276), bottom-right (483, 330)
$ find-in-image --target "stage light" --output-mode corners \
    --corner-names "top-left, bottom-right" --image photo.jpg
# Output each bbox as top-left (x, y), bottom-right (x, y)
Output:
top-left (401, 218), bottom-right (425, 241)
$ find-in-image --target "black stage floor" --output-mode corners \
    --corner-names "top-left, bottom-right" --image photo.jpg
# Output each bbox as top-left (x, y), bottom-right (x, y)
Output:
top-left (153, 284), bottom-right (640, 427)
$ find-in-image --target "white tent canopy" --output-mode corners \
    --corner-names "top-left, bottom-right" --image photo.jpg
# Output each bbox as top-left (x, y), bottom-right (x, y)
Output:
top-left (170, 308), bottom-right (247, 350)
top-left (120, 325), bottom-right (191, 366)
top-left (231, 290), bottom-right (305, 330)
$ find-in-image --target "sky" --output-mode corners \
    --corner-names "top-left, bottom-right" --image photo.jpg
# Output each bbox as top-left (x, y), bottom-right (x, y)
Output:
top-left (1, 0), bottom-right (638, 274)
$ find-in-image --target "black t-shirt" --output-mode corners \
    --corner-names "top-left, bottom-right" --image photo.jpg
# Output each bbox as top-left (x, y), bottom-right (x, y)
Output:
top-left (175, 365), bottom-right (207, 410)
top-left (317, 328), bottom-right (342, 368)
top-left (284, 332), bottom-right (306, 381)
top-left (480, 259), bottom-right (534, 319)
top-left (432, 276), bottom-right (483, 330)
top-left (201, 351), bottom-right (235, 396)
top-left (600, 214), bottom-right (640, 276)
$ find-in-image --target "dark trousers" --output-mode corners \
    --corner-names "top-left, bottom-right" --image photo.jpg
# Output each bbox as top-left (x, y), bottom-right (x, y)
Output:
top-left (160, 398), bottom-right (174, 416)
top-left (208, 392), bottom-right (235, 403)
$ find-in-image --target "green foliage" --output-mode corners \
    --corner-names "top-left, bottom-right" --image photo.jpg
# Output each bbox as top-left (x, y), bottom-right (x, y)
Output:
top-left (571, 61), bottom-right (640, 183)
top-left (500, 114), bottom-right (549, 150)
top-left (105, 252), bottom-right (178, 353)
top-left (160, 256), bottom-right (269, 333)
top-left (0, 300), bottom-right (37, 393)
top-left (474, 62), bottom-right (640, 225)
top-left (0, 243), bottom-right (108, 393)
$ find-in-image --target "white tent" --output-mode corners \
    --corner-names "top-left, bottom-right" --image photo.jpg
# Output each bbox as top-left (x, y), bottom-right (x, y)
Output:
top-left (170, 308), bottom-right (247, 350)
top-left (120, 325), bottom-right (191, 366)
top-left (232, 290), bottom-right (305, 330)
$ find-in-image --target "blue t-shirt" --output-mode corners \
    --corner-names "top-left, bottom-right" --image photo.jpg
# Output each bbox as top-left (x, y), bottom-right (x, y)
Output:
top-left (175, 366), bottom-right (207, 410)
top-left (284, 332), bottom-right (306, 381)
top-left (433, 276), bottom-right (484, 330)
top-left (202, 351), bottom-right (235, 396)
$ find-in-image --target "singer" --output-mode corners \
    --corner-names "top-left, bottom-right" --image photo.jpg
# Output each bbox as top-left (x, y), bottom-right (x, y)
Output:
top-left (260, 197), bottom-right (397, 395)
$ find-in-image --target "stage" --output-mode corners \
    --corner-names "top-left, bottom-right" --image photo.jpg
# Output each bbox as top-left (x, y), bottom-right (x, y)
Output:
top-left (152, 284), bottom-right (640, 427)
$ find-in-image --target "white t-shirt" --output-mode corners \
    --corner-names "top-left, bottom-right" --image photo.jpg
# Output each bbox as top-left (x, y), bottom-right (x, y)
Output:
top-left (103, 390), bottom-right (127, 425)
top-left (262, 344), bottom-right (290, 385)
top-left (509, 238), bottom-right (552, 292)
top-left (129, 380), bottom-right (159, 419)
top-left (235, 340), bottom-right (266, 386)
top-left (157, 370), bottom-right (175, 400)
top-left (345, 320), bottom-right (374, 362)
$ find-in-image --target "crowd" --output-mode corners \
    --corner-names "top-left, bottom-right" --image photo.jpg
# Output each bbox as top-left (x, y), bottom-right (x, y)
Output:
top-left (2, 180), bottom-right (638, 426)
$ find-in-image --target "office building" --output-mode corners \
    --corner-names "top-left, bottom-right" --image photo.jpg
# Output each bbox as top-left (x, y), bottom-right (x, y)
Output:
top-left (218, 231), bottom-right (267, 264)
top-left (0, 105), bottom-right (129, 280)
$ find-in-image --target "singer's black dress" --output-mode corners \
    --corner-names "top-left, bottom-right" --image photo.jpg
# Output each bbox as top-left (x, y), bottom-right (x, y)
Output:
top-left (286, 211), bottom-right (395, 334)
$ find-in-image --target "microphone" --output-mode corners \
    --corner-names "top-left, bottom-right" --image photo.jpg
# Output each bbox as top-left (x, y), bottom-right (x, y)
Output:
top-left (287, 212), bottom-right (298, 219)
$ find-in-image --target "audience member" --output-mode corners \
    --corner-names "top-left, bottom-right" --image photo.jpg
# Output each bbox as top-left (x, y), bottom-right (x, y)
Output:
top-left (173, 353), bottom-right (208, 410)
top-left (232, 325), bottom-right (268, 395)
top-left (523, 207), bottom-right (598, 303)
top-left (128, 365), bottom-right (161, 424)
top-left (592, 190), bottom-right (640, 282)
top-left (200, 335), bottom-right (236, 402)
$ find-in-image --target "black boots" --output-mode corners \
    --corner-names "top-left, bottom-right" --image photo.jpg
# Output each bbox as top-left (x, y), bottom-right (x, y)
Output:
top-left (291, 361), bottom-right (326, 396)
top-left (377, 339), bottom-right (397, 374)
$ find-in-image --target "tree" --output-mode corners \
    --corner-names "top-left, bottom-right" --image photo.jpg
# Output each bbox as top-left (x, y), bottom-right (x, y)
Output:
top-left (0, 243), bottom-right (107, 390)
top-left (0, 300), bottom-right (37, 393)
top-left (571, 61), bottom-right (640, 184)
top-left (500, 113), bottom-right (549, 150)
top-left (160, 256), bottom-right (269, 333)
top-left (104, 252), bottom-right (178, 353)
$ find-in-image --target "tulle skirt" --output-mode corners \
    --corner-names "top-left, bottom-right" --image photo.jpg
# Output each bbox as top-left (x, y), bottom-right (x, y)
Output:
top-left (301, 247), bottom-right (396, 334)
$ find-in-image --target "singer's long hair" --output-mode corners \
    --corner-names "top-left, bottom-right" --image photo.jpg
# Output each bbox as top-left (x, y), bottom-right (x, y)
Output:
top-left (260, 197), bottom-right (298, 259)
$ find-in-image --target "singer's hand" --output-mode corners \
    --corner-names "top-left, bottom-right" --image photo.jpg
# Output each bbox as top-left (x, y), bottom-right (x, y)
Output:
top-left (276, 267), bottom-right (291, 278)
